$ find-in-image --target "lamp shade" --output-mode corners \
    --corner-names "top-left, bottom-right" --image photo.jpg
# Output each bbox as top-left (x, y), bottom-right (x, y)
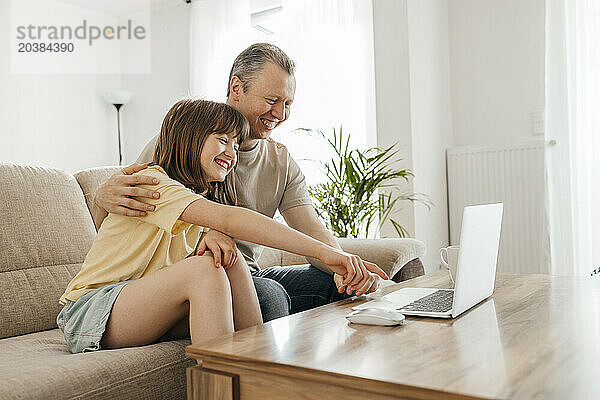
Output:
top-left (102, 90), bottom-right (133, 105)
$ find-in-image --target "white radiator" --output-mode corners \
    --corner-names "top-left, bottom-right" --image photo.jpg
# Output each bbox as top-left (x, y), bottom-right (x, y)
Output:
top-left (446, 141), bottom-right (547, 274)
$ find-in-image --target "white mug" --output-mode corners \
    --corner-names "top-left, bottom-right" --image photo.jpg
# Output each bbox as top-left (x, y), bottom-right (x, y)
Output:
top-left (440, 246), bottom-right (460, 283)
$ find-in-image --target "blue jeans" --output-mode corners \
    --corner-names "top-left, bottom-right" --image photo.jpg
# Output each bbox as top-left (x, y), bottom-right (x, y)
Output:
top-left (251, 264), bottom-right (350, 322)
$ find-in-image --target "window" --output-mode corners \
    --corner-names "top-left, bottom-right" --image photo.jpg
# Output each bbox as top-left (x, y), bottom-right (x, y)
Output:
top-left (190, 0), bottom-right (376, 185)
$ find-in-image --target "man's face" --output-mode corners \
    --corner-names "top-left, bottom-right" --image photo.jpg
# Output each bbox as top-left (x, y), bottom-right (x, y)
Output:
top-left (232, 62), bottom-right (296, 140)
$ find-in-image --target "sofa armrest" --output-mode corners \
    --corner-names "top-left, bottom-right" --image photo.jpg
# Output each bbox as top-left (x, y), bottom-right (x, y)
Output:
top-left (257, 238), bottom-right (426, 282)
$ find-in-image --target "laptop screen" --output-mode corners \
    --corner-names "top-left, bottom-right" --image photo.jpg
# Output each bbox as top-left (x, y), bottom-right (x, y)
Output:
top-left (452, 203), bottom-right (503, 318)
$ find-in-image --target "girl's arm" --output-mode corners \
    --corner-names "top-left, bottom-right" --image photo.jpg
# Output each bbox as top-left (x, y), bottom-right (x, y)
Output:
top-left (179, 198), bottom-right (388, 286)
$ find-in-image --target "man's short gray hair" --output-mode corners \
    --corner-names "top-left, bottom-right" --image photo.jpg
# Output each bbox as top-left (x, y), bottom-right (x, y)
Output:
top-left (226, 43), bottom-right (296, 97)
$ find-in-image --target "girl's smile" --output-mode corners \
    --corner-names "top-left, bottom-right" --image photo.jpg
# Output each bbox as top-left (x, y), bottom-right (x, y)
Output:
top-left (200, 132), bottom-right (239, 182)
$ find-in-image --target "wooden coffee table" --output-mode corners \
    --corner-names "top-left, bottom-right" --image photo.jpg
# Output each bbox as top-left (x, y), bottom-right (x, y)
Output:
top-left (186, 271), bottom-right (600, 399)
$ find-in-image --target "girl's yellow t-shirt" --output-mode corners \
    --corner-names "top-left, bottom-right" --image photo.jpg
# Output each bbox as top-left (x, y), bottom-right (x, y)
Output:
top-left (59, 165), bottom-right (207, 305)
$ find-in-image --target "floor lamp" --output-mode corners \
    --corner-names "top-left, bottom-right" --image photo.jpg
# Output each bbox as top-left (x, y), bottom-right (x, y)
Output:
top-left (102, 90), bottom-right (133, 166)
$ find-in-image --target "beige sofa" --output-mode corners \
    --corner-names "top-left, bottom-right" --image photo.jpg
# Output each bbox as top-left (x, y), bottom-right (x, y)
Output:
top-left (0, 164), bottom-right (425, 400)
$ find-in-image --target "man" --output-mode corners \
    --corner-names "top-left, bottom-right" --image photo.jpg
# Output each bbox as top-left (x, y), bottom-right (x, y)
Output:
top-left (93, 43), bottom-right (385, 323)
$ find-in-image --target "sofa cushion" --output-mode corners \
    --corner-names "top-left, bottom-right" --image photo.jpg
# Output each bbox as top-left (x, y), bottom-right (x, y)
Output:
top-left (0, 164), bottom-right (97, 338)
top-left (0, 329), bottom-right (194, 400)
top-left (0, 264), bottom-right (82, 340)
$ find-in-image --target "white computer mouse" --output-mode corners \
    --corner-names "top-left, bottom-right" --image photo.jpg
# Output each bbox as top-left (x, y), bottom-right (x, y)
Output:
top-left (345, 308), bottom-right (405, 326)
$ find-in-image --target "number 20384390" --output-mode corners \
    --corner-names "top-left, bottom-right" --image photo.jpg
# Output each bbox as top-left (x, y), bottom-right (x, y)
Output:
top-left (18, 42), bottom-right (74, 52)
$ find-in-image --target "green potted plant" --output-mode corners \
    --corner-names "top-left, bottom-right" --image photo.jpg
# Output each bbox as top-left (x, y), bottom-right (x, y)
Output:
top-left (306, 127), bottom-right (431, 238)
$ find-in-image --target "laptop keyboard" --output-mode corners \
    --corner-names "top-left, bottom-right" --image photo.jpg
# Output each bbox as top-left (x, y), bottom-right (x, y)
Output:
top-left (399, 289), bottom-right (454, 313)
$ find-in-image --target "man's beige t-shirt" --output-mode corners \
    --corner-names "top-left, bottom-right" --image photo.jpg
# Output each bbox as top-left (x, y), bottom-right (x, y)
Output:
top-left (137, 136), bottom-right (312, 271)
top-left (59, 165), bottom-right (206, 304)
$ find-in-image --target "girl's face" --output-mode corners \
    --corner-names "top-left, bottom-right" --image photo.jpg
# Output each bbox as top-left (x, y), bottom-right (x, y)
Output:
top-left (200, 132), bottom-right (239, 182)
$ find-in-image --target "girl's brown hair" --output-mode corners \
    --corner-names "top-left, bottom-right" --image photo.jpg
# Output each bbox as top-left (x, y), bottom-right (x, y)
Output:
top-left (153, 99), bottom-right (249, 205)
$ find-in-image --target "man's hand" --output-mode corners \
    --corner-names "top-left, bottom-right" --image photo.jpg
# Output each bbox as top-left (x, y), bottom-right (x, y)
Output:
top-left (332, 258), bottom-right (389, 296)
top-left (334, 271), bottom-right (384, 296)
top-left (318, 249), bottom-right (388, 292)
top-left (196, 230), bottom-right (238, 269)
top-left (95, 163), bottom-right (160, 217)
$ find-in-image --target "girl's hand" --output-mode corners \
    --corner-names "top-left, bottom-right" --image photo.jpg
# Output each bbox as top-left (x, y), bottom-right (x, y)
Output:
top-left (197, 230), bottom-right (238, 268)
top-left (319, 249), bottom-right (389, 291)
top-left (334, 272), bottom-right (385, 296)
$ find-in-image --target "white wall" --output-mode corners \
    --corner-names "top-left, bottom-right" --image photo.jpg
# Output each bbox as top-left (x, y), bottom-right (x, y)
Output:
top-left (448, 0), bottom-right (546, 147)
top-left (0, 0), bottom-right (190, 172)
top-left (121, 1), bottom-right (190, 164)
top-left (373, 0), bottom-right (545, 272)
top-left (0, 1), bottom-right (120, 173)
top-left (372, 0), bottom-right (416, 239)
top-left (407, 0), bottom-right (453, 273)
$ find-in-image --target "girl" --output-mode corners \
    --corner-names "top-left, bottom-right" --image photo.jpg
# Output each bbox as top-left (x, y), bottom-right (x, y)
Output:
top-left (57, 99), bottom-right (387, 354)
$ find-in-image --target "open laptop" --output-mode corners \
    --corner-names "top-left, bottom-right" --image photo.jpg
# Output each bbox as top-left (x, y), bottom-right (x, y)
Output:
top-left (354, 203), bottom-right (503, 318)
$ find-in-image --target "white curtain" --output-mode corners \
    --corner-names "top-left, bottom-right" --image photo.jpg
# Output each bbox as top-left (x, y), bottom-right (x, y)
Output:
top-left (272, 0), bottom-right (377, 184)
top-left (273, 0), bottom-right (376, 144)
top-left (546, 0), bottom-right (600, 275)
top-left (189, 0), bottom-right (376, 186)
top-left (189, 0), bottom-right (256, 101)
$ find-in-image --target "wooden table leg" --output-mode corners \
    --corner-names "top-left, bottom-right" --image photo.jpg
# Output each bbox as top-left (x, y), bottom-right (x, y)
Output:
top-left (187, 364), bottom-right (239, 400)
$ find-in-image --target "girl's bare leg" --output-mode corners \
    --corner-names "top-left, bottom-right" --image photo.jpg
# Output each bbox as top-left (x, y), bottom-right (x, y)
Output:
top-left (161, 251), bottom-right (262, 339)
top-left (100, 255), bottom-right (233, 349)
top-left (225, 250), bottom-right (263, 330)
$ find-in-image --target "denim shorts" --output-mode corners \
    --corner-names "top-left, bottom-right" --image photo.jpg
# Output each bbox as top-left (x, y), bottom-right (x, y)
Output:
top-left (56, 281), bottom-right (132, 354)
